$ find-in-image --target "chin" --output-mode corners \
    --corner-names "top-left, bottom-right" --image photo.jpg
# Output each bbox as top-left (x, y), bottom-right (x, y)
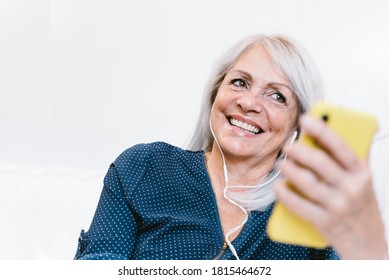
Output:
top-left (222, 143), bottom-right (256, 158)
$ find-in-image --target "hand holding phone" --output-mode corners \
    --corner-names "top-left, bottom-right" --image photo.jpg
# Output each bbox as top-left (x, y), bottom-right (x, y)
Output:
top-left (267, 102), bottom-right (378, 248)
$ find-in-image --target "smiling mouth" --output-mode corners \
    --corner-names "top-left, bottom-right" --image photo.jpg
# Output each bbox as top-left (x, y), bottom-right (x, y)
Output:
top-left (228, 117), bottom-right (264, 135)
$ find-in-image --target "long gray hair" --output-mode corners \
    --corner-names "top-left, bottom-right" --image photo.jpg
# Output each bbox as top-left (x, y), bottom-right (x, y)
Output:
top-left (187, 34), bottom-right (324, 152)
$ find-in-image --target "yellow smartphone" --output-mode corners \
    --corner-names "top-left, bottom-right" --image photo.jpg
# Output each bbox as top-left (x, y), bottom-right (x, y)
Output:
top-left (267, 101), bottom-right (378, 248)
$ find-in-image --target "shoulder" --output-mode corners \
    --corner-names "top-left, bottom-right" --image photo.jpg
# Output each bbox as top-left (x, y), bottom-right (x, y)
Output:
top-left (114, 141), bottom-right (199, 164)
top-left (113, 141), bottom-right (203, 176)
top-left (109, 142), bottom-right (204, 196)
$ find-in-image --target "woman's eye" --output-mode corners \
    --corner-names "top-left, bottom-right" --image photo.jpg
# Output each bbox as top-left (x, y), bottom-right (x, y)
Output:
top-left (231, 78), bottom-right (248, 88)
top-left (271, 91), bottom-right (286, 103)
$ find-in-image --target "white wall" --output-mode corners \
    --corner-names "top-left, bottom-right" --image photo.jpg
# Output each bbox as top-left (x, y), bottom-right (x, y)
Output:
top-left (0, 0), bottom-right (388, 259)
top-left (1, 0), bottom-right (388, 170)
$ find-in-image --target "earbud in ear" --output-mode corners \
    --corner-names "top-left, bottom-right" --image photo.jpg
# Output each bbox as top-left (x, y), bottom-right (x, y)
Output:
top-left (289, 131), bottom-right (298, 144)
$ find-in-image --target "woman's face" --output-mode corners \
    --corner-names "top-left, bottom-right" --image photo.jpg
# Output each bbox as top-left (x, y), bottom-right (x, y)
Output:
top-left (210, 46), bottom-right (299, 163)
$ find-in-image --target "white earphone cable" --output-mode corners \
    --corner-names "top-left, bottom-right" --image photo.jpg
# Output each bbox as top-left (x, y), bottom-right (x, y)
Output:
top-left (208, 120), bottom-right (297, 259)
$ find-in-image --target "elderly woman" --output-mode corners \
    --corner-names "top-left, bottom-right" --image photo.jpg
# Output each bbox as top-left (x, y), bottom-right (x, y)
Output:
top-left (75, 34), bottom-right (388, 260)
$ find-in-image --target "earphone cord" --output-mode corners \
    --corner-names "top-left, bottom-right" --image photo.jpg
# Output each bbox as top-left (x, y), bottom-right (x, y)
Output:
top-left (209, 120), bottom-right (247, 260)
top-left (208, 127), bottom-right (388, 259)
top-left (209, 121), bottom-right (297, 260)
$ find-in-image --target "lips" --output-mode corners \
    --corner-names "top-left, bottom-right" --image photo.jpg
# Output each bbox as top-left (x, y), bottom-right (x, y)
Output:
top-left (228, 117), bottom-right (264, 135)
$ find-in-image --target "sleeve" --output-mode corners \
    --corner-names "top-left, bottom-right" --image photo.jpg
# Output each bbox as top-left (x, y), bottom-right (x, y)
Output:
top-left (308, 247), bottom-right (341, 260)
top-left (74, 163), bottom-right (138, 260)
top-left (327, 248), bottom-right (341, 260)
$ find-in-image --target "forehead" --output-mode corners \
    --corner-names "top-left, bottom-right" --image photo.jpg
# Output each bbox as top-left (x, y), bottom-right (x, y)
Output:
top-left (229, 46), bottom-right (290, 85)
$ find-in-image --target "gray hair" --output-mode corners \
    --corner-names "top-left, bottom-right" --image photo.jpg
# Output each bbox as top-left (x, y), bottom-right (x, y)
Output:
top-left (187, 34), bottom-right (324, 151)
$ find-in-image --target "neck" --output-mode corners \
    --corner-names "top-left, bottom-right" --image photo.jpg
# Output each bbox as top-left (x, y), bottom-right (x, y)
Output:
top-left (205, 142), bottom-right (278, 186)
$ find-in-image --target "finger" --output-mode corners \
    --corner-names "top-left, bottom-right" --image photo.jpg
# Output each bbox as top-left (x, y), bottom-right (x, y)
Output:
top-left (274, 179), bottom-right (328, 226)
top-left (279, 158), bottom-right (336, 208)
top-left (283, 142), bottom-right (348, 187)
top-left (300, 115), bottom-right (362, 172)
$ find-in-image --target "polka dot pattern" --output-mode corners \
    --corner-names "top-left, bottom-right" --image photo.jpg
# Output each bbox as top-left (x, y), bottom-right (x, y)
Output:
top-left (74, 142), bottom-right (339, 260)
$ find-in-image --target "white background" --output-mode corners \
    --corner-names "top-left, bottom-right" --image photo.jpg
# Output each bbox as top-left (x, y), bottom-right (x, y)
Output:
top-left (1, 0), bottom-right (388, 170)
top-left (0, 0), bottom-right (389, 260)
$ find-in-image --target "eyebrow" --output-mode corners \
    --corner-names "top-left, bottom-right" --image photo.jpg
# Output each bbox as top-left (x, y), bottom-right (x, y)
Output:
top-left (268, 82), bottom-right (294, 92)
top-left (229, 69), bottom-right (294, 93)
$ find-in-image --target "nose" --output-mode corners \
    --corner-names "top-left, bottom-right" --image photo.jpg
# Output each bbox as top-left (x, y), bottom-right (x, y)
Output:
top-left (236, 89), bottom-right (264, 114)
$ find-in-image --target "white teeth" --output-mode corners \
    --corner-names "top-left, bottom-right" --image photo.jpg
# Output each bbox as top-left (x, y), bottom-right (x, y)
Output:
top-left (230, 118), bottom-right (260, 134)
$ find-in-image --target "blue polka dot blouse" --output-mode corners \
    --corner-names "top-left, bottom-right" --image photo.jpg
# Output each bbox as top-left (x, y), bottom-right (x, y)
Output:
top-left (74, 142), bottom-right (339, 260)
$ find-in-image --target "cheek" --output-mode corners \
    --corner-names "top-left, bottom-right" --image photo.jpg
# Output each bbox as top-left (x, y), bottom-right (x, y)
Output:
top-left (267, 108), bottom-right (299, 133)
top-left (210, 99), bottom-right (226, 127)
top-left (214, 86), bottom-right (239, 104)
